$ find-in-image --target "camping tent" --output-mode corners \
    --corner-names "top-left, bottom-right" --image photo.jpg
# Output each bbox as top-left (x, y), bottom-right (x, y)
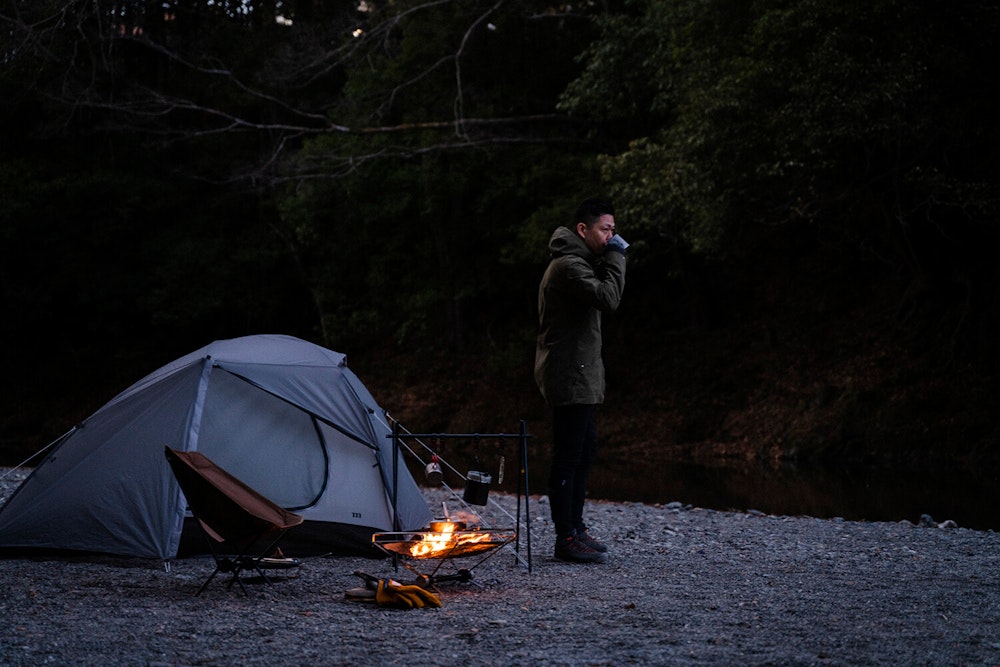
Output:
top-left (0, 334), bottom-right (432, 559)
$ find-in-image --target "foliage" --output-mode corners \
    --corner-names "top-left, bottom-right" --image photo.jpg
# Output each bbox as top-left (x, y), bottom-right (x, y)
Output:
top-left (559, 0), bottom-right (1000, 359)
top-left (562, 1), bottom-right (1000, 256)
top-left (1, 1), bottom-right (606, 355)
top-left (272, 1), bottom-right (605, 350)
top-left (2, 0), bottom-right (1000, 464)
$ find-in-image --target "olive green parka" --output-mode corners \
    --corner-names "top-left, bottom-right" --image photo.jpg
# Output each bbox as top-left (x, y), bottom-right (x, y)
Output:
top-left (534, 226), bottom-right (626, 407)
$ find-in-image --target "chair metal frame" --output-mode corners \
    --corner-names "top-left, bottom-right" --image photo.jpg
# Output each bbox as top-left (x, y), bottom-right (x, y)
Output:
top-left (165, 446), bottom-right (303, 596)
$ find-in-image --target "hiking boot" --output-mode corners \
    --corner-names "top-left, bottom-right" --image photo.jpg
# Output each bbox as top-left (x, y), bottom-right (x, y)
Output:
top-left (574, 528), bottom-right (608, 553)
top-left (554, 535), bottom-right (607, 564)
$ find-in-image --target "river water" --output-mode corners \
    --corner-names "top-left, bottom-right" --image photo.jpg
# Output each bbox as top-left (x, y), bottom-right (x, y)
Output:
top-left (434, 445), bottom-right (1000, 532)
top-left (416, 441), bottom-right (1000, 532)
top-left (587, 460), bottom-right (1000, 531)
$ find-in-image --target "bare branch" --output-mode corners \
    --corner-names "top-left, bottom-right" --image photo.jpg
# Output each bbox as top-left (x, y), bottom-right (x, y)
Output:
top-left (453, 0), bottom-right (504, 139)
top-left (1, 0), bottom-right (595, 186)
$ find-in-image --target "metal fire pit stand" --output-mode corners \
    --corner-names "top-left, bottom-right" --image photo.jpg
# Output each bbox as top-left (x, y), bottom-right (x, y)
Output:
top-left (371, 529), bottom-right (517, 589)
top-left (389, 419), bottom-right (532, 573)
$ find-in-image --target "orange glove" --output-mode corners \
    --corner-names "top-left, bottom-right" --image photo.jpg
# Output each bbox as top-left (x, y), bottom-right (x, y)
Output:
top-left (375, 579), bottom-right (442, 609)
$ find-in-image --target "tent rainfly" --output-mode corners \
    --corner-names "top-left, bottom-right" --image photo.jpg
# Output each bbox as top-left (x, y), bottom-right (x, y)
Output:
top-left (0, 334), bottom-right (432, 559)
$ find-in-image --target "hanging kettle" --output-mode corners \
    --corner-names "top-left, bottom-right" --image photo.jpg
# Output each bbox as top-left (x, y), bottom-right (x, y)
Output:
top-left (425, 454), bottom-right (443, 486)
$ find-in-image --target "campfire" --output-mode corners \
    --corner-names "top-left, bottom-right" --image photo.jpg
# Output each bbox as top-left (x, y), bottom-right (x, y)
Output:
top-left (372, 520), bottom-right (516, 560)
top-left (409, 521), bottom-right (487, 558)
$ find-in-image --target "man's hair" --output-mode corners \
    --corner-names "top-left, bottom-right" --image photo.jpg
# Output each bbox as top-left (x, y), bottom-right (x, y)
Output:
top-left (573, 197), bottom-right (615, 228)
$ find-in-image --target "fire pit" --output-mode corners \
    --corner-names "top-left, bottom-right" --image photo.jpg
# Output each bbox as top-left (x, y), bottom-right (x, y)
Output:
top-left (373, 524), bottom-right (516, 560)
top-left (372, 522), bottom-right (516, 587)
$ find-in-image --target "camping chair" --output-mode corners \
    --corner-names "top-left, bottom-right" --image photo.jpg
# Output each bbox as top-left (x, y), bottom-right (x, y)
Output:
top-left (164, 446), bottom-right (304, 596)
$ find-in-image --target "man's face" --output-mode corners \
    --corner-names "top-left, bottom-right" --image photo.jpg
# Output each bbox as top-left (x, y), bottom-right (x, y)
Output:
top-left (577, 214), bottom-right (616, 255)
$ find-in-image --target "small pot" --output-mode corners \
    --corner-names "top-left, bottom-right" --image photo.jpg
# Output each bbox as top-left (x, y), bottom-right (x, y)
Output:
top-left (424, 460), bottom-right (443, 486)
top-left (462, 470), bottom-right (492, 506)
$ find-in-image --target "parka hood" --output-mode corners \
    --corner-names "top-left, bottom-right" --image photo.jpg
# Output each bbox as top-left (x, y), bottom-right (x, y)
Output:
top-left (548, 225), bottom-right (595, 262)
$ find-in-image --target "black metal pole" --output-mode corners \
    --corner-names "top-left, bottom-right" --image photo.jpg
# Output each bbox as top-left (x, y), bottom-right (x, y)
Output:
top-left (520, 419), bottom-right (532, 573)
top-left (391, 419), bottom-right (400, 531)
top-left (391, 419), bottom-right (400, 572)
top-left (515, 426), bottom-right (523, 564)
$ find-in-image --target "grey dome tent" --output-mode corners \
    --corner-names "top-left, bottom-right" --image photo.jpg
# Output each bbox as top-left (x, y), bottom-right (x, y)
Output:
top-left (0, 334), bottom-right (432, 559)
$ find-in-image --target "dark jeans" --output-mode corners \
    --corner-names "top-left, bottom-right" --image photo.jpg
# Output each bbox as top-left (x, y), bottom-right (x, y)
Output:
top-left (548, 404), bottom-right (598, 540)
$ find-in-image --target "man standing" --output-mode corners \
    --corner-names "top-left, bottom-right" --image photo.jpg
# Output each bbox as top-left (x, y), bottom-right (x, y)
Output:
top-left (535, 197), bottom-right (627, 564)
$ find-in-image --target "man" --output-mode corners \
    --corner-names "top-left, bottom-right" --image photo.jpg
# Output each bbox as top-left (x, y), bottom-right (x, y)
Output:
top-left (534, 197), bottom-right (627, 564)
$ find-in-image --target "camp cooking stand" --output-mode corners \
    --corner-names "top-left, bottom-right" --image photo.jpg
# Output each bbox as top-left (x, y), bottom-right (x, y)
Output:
top-left (377, 420), bottom-right (532, 585)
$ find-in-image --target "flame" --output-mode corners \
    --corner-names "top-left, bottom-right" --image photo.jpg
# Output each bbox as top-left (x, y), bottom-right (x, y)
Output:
top-left (408, 524), bottom-right (492, 558)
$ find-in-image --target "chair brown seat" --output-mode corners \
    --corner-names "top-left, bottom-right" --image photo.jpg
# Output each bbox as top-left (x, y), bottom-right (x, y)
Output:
top-left (165, 446), bottom-right (304, 596)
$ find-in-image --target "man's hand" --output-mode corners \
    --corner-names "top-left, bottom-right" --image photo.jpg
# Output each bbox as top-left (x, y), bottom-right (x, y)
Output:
top-left (605, 234), bottom-right (629, 254)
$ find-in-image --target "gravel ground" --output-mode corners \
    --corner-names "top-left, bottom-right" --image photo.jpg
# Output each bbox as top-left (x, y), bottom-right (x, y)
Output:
top-left (3, 467), bottom-right (1000, 666)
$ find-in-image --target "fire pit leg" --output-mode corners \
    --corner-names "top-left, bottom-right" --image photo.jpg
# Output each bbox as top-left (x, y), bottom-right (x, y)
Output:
top-left (411, 568), bottom-right (473, 591)
top-left (429, 569), bottom-right (473, 585)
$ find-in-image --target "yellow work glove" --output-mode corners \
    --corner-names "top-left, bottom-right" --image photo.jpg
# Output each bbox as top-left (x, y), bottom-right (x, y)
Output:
top-left (375, 579), bottom-right (406, 607)
top-left (375, 579), bottom-right (442, 609)
top-left (396, 583), bottom-right (442, 608)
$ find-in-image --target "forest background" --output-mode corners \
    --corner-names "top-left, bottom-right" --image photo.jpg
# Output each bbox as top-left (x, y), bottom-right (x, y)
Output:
top-left (2, 1), bottom-right (998, 521)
